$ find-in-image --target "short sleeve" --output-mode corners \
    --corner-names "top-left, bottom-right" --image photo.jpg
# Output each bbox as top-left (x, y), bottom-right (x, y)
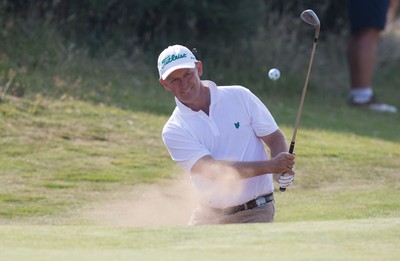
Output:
top-left (162, 124), bottom-right (210, 173)
top-left (244, 89), bottom-right (279, 137)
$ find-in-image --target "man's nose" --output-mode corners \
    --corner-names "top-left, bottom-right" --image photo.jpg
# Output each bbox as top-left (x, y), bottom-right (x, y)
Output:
top-left (179, 77), bottom-right (188, 88)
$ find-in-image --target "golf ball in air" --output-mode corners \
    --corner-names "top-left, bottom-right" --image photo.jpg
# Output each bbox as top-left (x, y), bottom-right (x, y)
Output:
top-left (268, 68), bottom-right (280, 81)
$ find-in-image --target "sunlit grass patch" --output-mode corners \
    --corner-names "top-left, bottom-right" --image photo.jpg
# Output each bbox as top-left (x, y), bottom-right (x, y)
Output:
top-left (0, 193), bottom-right (59, 218)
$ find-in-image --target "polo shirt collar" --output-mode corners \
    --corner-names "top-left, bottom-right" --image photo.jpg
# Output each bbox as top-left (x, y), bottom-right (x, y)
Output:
top-left (175, 80), bottom-right (219, 115)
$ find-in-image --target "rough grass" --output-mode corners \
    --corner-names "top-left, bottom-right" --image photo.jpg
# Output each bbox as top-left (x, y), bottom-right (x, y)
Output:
top-left (0, 96), bottom-right (176, 220)
top-left (1, 86), bottom-right (399, 222)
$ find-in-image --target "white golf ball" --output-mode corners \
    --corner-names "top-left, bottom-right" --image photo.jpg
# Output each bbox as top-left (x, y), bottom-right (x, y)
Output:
top-left (268, 68), bottom-right (280, 81)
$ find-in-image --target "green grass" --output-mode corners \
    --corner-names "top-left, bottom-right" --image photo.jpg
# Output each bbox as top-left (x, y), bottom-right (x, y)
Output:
top-left (0, 218), bottom-right (399, 261)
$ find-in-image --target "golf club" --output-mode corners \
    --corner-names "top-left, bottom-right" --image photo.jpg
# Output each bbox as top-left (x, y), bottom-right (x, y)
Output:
top-left (280, 9), bottom-right (320, 192)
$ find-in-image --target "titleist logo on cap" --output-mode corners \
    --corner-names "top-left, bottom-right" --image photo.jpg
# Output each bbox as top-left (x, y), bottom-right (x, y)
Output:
top-left (161, 53), bottom-right (188, 69)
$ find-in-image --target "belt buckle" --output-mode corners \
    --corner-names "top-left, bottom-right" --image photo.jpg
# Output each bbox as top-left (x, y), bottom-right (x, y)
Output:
top-left (255, 196), bottom-right (267, 207)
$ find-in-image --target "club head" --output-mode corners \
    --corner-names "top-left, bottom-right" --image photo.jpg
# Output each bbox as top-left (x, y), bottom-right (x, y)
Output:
top-left (300, 9), bottom-right (320, 27)
top-left (300, 9), bottom-right (320, 39)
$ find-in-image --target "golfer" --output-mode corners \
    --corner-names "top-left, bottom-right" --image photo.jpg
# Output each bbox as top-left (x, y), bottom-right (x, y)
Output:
top-left (158, 45), bottom-right (295, 225)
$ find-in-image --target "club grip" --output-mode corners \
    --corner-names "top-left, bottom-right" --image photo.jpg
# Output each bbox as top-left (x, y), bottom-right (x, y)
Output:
top-left (288, 141), bottom-right (295, 154)
top-left (279, 141), bottom-right (295, 192)
top-left (279, 186), bottom-right (287, 192)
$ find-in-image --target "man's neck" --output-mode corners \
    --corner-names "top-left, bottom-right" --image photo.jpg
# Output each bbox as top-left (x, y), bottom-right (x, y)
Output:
top-left (184, 86), bottom-right (210, 115)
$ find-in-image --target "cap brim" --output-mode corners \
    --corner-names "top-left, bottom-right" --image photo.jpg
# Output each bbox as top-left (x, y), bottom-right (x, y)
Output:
top-left (161, 62), bottom-right (196, 80)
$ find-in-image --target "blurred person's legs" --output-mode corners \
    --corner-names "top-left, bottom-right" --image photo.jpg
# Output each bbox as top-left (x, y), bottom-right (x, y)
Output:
top-left (387, 0), bottom-right (399, 30)
top-left (347, 0), bottom-right (397, 113)
top-left (347, 28), bottom-right (380, 103)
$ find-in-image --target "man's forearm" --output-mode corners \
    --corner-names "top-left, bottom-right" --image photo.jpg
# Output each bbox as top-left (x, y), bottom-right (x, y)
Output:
top-left (191, 153), bottom-right (294, 180)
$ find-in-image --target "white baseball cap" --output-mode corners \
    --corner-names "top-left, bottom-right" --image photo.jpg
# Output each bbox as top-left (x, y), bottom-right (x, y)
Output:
top-left (157, 45), bottom-right (198, 80)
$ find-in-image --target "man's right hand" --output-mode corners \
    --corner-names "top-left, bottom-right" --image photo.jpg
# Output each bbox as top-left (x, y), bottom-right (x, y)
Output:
top-left (271, 152), bottom-right (295, 174)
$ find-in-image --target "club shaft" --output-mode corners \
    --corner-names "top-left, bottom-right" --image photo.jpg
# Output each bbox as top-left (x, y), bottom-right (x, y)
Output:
top-left (291, 40), bottom-right (317, 144)
top-left (280, 39), bottom-right (318, 192)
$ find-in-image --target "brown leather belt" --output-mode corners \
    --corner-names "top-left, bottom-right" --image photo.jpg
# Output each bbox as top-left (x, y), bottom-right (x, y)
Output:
top-left (216, 193), bottom-right (274, 215)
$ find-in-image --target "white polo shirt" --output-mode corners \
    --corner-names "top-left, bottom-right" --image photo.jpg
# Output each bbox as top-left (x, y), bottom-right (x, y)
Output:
top-left (162, 80), bottom-right (279, 208)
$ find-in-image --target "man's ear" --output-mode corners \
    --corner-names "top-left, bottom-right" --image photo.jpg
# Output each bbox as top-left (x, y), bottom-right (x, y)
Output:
top-left (196, 61), bottom-right (203, 77)
top-left (159, 79), bottom-right (170, 91)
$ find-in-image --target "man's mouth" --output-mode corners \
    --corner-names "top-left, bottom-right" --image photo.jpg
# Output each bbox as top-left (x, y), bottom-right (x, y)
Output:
top-left (182, 87), bottom-right (193, 94)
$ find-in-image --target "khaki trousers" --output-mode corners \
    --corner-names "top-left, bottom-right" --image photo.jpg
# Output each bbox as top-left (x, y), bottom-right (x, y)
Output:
top-left (188, 201), bottom-right (275, 226)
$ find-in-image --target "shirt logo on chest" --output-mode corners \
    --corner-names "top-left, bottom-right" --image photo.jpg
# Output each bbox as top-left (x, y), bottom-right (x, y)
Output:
top-left (234, 122), bottom-right (240, 129)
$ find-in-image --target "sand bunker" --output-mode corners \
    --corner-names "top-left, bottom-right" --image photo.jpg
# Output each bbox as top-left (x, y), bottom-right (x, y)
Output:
top-left (82, 175), bottom-right (198, 227)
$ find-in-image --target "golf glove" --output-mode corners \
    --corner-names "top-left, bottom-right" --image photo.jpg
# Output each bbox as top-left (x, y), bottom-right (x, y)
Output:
top-left (279, 174), bottom-right (294, 189)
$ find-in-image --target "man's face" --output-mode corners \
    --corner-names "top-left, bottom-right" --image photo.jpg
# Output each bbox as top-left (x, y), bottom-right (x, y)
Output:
top-left (160, 62), bottom-right (203, 105)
